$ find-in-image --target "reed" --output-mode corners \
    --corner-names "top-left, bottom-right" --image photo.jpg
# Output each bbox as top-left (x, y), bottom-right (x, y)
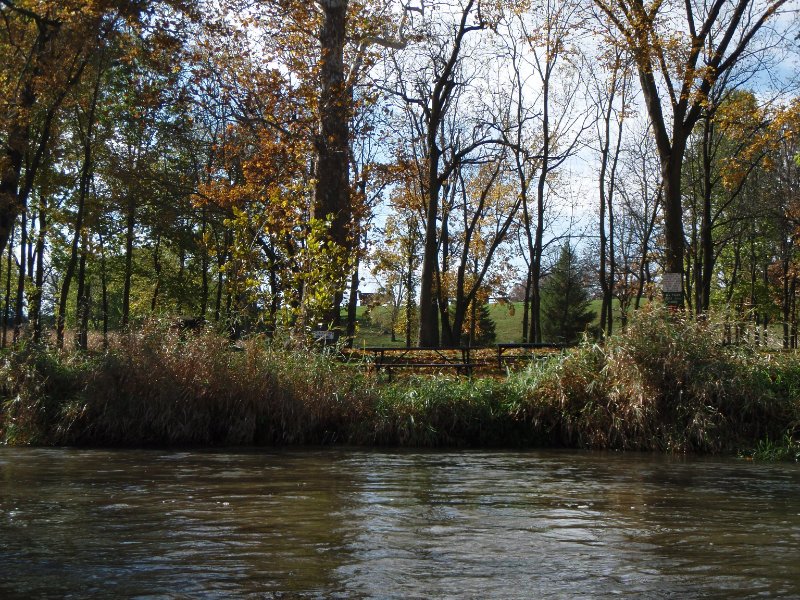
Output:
top-left (1, 320), bottom-right (379, 446)
top-left (1, 309), bottom-right (798, 454)
top-left (513, 306), bottom-right (800, 452)
top-left (373, 376), bottom-right (535, 447)
top-left (747, 432), bottom-right (800, 462)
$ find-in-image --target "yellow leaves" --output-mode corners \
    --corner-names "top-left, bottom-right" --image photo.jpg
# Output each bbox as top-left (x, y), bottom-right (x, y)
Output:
top-left (712, 91), bottom-right (766, 191)
top-left (717, 96), bottom-right (800, 192)
top-left (719, 94), bottom-right (800, 188)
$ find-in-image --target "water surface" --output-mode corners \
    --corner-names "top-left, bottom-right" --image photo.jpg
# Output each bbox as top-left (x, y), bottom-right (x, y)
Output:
top-left (1, 448), bottom-right (798, 598)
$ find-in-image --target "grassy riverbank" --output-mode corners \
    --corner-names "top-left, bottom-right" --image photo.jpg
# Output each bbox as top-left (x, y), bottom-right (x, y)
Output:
top-left (1, 309), bottom-right (798, 457)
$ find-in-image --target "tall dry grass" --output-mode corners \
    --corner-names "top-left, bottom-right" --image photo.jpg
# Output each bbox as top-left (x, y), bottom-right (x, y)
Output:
top-left (514, 306), bottom-right (800, 452)
top-left (2, 308), bottom-right (798, 454)
top-left (1, 321), bottom-right (378, 446)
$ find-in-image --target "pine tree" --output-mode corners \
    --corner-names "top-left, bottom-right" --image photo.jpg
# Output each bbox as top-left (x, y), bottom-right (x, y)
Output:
top-left (541, 244), bottom-right (595, 343)
top-left (464, 302), bottom-right (496, 346)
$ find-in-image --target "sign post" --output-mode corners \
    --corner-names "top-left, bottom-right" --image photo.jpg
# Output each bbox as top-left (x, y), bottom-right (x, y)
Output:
top-left (312, 324), bottom-right (340, 348)
top-left (662, 272), bottom-right (684, 307)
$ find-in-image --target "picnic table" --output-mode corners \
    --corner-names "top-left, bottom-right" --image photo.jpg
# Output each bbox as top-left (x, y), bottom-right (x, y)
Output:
top-left (364, 346), bottom-right (475, 380)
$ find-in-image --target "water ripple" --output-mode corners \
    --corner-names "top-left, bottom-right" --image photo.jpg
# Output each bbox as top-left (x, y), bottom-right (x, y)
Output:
top-left (0, 448), bottom-right (798, 598)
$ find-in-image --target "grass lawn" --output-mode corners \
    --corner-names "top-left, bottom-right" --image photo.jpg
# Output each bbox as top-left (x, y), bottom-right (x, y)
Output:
top-left (345, 298), bottom-right (640, 347)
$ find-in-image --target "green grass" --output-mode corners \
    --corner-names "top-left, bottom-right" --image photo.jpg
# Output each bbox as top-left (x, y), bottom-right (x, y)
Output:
top-left (349, 309), bottom-right (408, 347)
top-left (348, 299), bottom-right (638, 346)
top-left (745, 433), bottom-right (800, 462)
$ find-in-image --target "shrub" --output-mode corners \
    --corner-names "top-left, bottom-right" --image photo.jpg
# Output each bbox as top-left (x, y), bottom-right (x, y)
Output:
top-left (2, 309), bottom-right (798, 453)
top-left (373, 376), bottom-right (531, 447)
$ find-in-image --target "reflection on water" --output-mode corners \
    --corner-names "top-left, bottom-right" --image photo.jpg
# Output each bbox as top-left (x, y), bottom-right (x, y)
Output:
top-left (0, 448), bottom-right (798, 598)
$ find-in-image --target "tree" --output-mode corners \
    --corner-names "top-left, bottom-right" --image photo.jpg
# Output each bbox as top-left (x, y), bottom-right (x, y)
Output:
top-left (592, 0), bottom-right (795, 298)
top-left (461, 288), bottom-right (496, 346)
top-left (385, 0), bottom-right (493, 347)
top-left (441, 159), bottom-right (519, 346)
top-left (370, 210), bottom-right (421, 345)
top-left (682, 90), bottom-right (770, 315)
top-left (196, 0), bottom-right (394, 335)
top-left (501, 0), bottom-right (589, 343)
top-left (616, 120), bottom-right (662, 313)
top-left (587, 42), bottom-right (633, 336)
top-left (0, 0), bottom-right (194, 262)
top-left (310, 0), bottom-right (352, 328)
top-left (541, 243), bottom-right (595, 343)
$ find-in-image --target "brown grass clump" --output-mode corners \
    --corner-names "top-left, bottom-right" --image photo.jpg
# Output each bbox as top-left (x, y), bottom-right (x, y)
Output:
top-left (2, 309), bottom-right (798, 454)
top-left (515, 306), bottom-right (800, 452)
top-left (1, 320), bottom-right (378, 446)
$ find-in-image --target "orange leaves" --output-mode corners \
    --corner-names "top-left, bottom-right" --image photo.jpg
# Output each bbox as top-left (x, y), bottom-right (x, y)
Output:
top-left (200, 125), bottom-right (311, 221)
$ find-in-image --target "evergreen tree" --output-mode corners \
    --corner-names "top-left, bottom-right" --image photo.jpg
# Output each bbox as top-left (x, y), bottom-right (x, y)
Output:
top-left (541, 244), bottom-right (596, 343)
top-left (464, 302), bottom-right (496, 346)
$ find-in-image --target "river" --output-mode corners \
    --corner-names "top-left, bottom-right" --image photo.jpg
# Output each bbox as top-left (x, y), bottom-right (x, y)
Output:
top-left (0, 448), bottom-right (798, 598)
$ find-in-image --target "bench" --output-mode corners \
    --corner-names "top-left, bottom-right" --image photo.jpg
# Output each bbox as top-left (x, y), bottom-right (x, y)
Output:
top-left (496, 342), bottom-right (568, 369)
top-left (364, 346), bottom-right (474, 380)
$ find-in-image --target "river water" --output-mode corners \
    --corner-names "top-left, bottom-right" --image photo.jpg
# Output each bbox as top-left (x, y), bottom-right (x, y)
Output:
top-left (0, 448), bottom-right (798, 599)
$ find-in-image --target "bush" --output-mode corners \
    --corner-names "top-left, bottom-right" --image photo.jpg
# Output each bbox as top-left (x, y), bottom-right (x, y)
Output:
top-left (373, 376), bottom-right (533, 447)
top-left (0, 342), bottom-right (92, 444)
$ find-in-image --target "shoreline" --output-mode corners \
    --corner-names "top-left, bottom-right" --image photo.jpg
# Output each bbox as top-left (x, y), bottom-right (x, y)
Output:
top-left (2, 312), bottom-right (799, 461)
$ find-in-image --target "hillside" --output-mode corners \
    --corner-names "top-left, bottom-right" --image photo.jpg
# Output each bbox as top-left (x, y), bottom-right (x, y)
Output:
top-left (346, 299), bottom-right (637, 347)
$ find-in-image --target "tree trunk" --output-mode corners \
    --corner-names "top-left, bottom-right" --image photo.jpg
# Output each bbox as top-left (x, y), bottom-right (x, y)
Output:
top-left (200, 208), bottom-right (209, 318)
top-left (75, 238), bottom-right (88, 350)
top-left (150, 235), bottom-right (162, 313)
top-left (635, 188), bottom-right (660, 310)
top-left (13, 204), bottom-right (27, 343)
top-left (26, 212), bottom-right (34, 281)
top-left (599, 165), bottom-right (609, 334)
top-left (80, 282), bottom-right (90, 349)
top-left (437, 192), bottom-right (454, 346)
top-left (598, 64), bottom-right (618, 337)
top-left (0, 81), bottom-right (34, 261)
top-left (345, 265), bottom-right (359, 347)
top-left (310, 0), bottom-right (351, 329)
top-left (405, 238), bottom-right (415, 348)
top-left (121, 195), bottom-right (135, 328)
top-left (99, 232), bottom-right (109, 349)
top-left (749, 233), bottom-right (757, 344)
top-left (689, 194), bottom-right (700, 315)
top-left (31, 189), bottom-right (46, 343)
top-left (2, 226), bottom-right (14, 348)
top-left (700, 115), bottom-right (714, 313)
top-left (57, 116), bottom-right (97, 346)
top-left (417, 1), bottom-right (478, 347)
top-left (791, 276), bottom-right (797, 349)
top-left (176, 244), bottom-right (185, 315)
top-left (783, 255), bottom-right (791, 349)
top-left (662, 134), bottom-right (688, 288)
top-left (522, 265), bottom-right (531, 343)
top-left (346, 229), bottom-right (366, 347)
top-left (0, 16), bottom-right (64, 259)
top-left (418, 136), bottom-right (441, 346)
top-left (60, 61), bottom-right (101, 346)
top-left (214, 228), bottom-right (230, 324)
top-left (530, 62), bottom-right (552, 344)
